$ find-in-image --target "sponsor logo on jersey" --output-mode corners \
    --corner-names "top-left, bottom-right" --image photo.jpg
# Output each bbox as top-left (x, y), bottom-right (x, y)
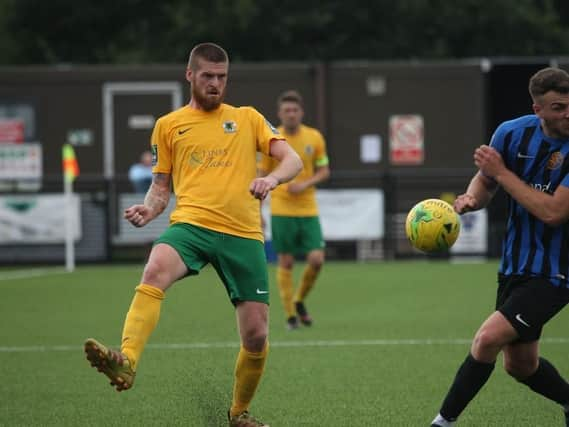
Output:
top-left (189, 148), bottom-right (232, 169)
top-left (151, 144), bottom-right (158, 166)
top-left (531, 181), bottom-right (552, 193)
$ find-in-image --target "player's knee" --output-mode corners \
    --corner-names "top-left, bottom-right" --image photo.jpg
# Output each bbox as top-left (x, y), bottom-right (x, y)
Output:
top-left (307, 252), bottom-right (324, 270)
top-left (142, 259), bottom-right (171, 287)
top-left (504, 358), bottom-right (538, 380)
top-left (309, 257), bottom-right (324, 270)
top-left (242, 334), bottom-right (267, 353)
top-left (241, 327), bottom-right (268, 352)
top-left (278, 256), bottom-right (294, 270)
top-left (472, 328), bottom-right (501, 353)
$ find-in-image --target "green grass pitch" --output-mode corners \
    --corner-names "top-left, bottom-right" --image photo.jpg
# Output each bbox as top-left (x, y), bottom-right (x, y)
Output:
top-left (1, 261), bottom-right (568, 426)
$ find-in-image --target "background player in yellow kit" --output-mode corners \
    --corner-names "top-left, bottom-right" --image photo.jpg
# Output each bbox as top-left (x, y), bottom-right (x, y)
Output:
top-left (83, 43), bottom-right (302, 427)
top-left (258, 90), bottom-right (330, 330)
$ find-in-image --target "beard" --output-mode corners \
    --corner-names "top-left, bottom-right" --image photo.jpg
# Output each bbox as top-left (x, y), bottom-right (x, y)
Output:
top-left (191, 85), bottom-right (225, 112)
top-left (282, 117), bottom-right (301, 133)
top-left (543, 117), bottom-right (569, 139)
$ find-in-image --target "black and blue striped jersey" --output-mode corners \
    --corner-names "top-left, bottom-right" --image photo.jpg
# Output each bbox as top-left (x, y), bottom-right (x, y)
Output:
top-left (490, 115), bottom-right (569, 287)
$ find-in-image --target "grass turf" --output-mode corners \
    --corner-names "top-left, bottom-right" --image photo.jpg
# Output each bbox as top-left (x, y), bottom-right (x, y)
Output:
top-left (1, 261), bottom-right (568, 426)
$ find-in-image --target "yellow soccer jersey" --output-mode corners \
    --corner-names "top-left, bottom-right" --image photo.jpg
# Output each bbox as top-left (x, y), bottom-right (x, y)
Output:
top-left (259, 124), bottom-right (328, 216)
top-left (151, 103), bottom-right (283, 241)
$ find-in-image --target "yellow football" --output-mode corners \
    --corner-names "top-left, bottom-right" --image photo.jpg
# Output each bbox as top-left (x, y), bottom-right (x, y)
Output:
top-left (405, 198), bottom-right (461, 253)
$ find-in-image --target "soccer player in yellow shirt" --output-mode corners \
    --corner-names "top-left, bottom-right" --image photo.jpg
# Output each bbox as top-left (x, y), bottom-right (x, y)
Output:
top-left (258, 90), bottom-right (330, 330)
top-left (83, 43), bottom-right (302, 427)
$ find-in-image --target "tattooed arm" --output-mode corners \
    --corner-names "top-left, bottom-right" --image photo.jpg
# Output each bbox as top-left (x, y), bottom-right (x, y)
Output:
top-left (124, 173), bottom-right (171, 227)
top-left (143, 173), bottom-right (171, 219)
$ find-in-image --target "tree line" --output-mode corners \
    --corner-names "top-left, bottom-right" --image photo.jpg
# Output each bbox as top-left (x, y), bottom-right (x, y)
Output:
top-left (0, 0), bottom-right (568, 65)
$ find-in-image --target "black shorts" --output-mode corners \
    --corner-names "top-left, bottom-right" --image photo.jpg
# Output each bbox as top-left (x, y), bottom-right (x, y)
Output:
top-left (496, 274), bottom-right (569, 342)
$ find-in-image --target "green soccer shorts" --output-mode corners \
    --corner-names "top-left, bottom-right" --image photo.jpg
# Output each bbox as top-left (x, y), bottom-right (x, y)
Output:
top-left (270, 215), bottom-right (325, 255)
top-left (154, 222), bottom-right (269, 305)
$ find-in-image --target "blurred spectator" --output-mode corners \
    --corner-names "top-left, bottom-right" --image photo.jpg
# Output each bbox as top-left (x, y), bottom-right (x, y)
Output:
top-left (128, 150), bottom-right (153, 193)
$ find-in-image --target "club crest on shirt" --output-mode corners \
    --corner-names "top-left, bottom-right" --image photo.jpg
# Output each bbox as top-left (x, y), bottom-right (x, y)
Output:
top-left (223, 121), bottom-right (237, 133)
top-left (304, 145), bottom-right (314, 155)
top-left (547, 151), bottom-right (564, 170)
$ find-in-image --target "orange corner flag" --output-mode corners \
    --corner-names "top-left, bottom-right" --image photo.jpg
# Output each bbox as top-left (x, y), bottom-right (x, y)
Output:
top-left (62, 144), bottom-right (79, 182)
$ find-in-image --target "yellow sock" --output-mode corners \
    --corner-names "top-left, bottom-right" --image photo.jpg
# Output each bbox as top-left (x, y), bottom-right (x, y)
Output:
top-left (277, 267), bottom-right (295, 318)
top-left (294, 265), bottom-right (319, 302)
top-left (120, 283), bottom-right (164, 370)
top-left (230, 343), bottom-right (269, 417)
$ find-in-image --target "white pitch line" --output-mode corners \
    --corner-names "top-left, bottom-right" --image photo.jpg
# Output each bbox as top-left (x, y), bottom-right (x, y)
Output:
top-left (0, 268), bottom-right (67, 281)
top-left (1, 337), bottom-right (569, 353)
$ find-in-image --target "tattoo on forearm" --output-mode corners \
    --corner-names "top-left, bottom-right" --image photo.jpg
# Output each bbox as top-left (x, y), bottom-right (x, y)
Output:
top-left (144, 173), bottom-right (171, 218)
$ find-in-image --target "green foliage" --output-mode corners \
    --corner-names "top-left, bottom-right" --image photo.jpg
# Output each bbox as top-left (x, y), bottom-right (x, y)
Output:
top-left (0, 0), bottom-right (568, 64)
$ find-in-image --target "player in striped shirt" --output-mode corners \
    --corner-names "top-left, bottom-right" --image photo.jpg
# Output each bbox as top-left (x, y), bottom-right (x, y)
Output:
top-left (432, 67), bottom-right (569, 426)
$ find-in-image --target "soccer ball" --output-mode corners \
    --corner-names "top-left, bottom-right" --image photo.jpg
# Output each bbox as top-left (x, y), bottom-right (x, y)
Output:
top-left (405, 198), bottom-right (461, 253)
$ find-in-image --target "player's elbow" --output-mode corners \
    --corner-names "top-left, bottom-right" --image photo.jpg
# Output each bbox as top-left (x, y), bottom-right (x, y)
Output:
top-left (291, 152), bottom-right (303, 175)
top-left (539, 204), bottom-right (567, 227)
top-left (542, 212), bottom-right (566, 227)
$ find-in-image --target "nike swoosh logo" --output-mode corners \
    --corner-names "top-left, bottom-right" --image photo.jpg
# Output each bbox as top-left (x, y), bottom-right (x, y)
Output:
top-left (517, 153), bottom-right (535, 159)
top-left (256, 289), bottom-right (268, 294)
top-left (178, 127), bottom-right (191, 135)
top-left (515, 313), bottom-right (531, 327)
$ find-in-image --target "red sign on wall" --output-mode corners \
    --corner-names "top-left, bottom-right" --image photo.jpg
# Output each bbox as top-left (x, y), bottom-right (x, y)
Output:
top-left (0, 119), bottom-right (25, 143)
top-left (389, 115), bottom-right (424, 165)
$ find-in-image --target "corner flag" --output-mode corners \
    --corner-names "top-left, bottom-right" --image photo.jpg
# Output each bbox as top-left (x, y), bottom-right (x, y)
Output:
top-left (62, 143), bottom-right (79, 272)
top-left (62, 144), bottom-right (79, 182)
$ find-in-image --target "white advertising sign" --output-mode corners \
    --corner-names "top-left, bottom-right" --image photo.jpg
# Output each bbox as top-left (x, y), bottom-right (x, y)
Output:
top-left (0, 194), bottom-right (81, 244)
top-left (0, 143), bottom-right (42, 180)
top-left (262, 189), bottom-right (384, 241)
